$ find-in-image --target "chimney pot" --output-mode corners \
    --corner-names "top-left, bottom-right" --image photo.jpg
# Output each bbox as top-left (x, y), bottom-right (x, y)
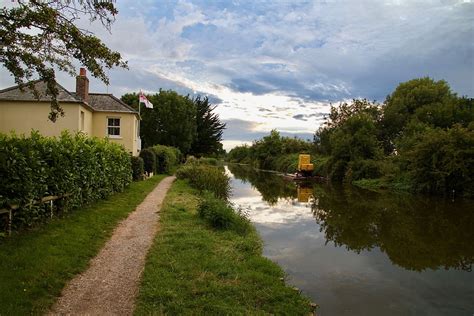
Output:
top-left (79, 68), bottom-right (86, 76)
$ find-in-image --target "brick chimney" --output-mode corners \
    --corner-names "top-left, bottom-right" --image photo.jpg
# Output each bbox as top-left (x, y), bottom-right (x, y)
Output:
top-left (76, 68), bottom-right (89, 103)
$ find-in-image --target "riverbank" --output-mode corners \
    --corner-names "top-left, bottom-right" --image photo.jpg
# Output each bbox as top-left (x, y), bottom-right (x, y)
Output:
top-left (135, 179), bottom-right (313, 314)
top-left (0, 175), bottom-right (165, 314)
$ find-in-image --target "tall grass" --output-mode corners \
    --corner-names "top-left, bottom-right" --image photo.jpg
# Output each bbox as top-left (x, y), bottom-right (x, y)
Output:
top-left (198, 192), bottom-right (250, 235)
top-left (176, 164), bottom-right (230, 199)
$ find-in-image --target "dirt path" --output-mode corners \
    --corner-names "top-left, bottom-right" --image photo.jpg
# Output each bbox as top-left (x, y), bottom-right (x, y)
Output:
top-left (50, 176), bottom-right (176, 316)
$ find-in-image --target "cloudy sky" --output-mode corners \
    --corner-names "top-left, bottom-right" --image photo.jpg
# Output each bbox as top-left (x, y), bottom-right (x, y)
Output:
top-left (1, 0), bottom-right (473, 150)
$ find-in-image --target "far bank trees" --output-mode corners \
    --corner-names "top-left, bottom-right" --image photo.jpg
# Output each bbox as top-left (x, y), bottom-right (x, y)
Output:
top-left (315, 77), bottom-right (474, 195)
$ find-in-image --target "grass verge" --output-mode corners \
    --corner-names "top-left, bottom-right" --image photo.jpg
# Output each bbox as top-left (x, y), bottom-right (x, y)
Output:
top-left (135, 180), bottom-right (311, 315)
top-left (0, 175), bottom-right (166, 315)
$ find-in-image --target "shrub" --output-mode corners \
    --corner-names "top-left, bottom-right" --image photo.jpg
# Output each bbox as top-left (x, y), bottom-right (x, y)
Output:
top-left (198, 192), bottom-right (250, 234)
top-left (198, 157), bottom-right (218, 166)
top-left (151, 145), bottom-right (181, 174)
top-left (176, 164), bottom-right (230, 199)
top-left (131, 156), bottom-right (145, 181)
top-left (0, 131), bottom-right (132, 229)
top-left (139, 148), bottom-right (156, 174)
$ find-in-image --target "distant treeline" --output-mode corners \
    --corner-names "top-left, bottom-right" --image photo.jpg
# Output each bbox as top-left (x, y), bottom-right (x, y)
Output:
top-left (227, 78), bottom-right (474, 197)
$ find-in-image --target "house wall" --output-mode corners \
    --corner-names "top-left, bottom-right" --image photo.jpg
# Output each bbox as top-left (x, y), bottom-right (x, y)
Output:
top-left (0, 101), bottom-right (89, 137)
top-left (92, 112), bottom-right (139, 156)
top-left (79, 104), bottom-right (94, 135)
top-left (0, 101), bottom-right (138, 156)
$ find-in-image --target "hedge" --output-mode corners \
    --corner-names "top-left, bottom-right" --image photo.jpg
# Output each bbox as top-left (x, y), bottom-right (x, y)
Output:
top-left (131, 156), bottom-right (145, 181)
top-left (139, 148), bottom-right (156, 174)
top-left (0, 131), bottom-right (132, 229)
top-left (151, 145), bottom-right (182, 174)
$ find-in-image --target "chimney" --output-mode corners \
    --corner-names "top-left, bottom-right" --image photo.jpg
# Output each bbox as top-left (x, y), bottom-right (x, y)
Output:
top-left (76, 68), bottom-right (89, 103)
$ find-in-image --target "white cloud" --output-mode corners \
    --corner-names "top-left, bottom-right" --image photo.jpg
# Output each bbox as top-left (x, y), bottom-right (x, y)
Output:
top-left (0, 0), bottom-right (472, 147)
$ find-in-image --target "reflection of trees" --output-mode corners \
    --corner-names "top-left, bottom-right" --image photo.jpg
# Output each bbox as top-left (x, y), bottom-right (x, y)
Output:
top-left (312, 185), bottom-right (474, 271)
top-left (227, 164), bottom-right (297, 205)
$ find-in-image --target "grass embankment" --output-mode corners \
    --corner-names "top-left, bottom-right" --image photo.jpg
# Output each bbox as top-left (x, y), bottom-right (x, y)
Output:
top-left (135, 180), bottom-right (312, 315)
top-left (0, 175), bottom-right (166, 315)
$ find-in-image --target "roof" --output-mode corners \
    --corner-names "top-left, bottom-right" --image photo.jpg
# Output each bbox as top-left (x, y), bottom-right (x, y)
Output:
top-left (89, 93), bottom-right (138, 113)
top-left (0, 80), bottom-right (80, 103)
top-left (0, 80), bottom-right (138, 115)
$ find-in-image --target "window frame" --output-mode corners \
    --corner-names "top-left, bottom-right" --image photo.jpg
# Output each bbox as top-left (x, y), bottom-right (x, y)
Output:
top-left (106, 116), bottom-right (121, 138)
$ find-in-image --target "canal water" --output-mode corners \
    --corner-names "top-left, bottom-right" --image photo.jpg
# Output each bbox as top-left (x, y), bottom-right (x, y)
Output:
top-left (226, 164), bottom-right (474, 316)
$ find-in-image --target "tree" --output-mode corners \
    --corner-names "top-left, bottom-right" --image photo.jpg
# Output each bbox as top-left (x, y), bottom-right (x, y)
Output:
top-left (0, 0), bottom-right (127, 121)
top-left (120, 92), bottom-right (139, 112)
top-left (381, 77), bottom-right (456, 143)
top-left (140, 90), bottom-right (196, 154)
top-left (190, 96), bottom-right (226, 157)
top-left (402, 124), bottom-right (474, 195)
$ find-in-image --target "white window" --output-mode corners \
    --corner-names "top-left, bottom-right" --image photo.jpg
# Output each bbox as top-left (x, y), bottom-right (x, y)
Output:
top-left (107, 117), bottom-right (121, 137)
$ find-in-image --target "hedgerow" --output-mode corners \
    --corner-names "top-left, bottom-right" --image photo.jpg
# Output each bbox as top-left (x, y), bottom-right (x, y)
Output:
top-left (151, 144), bottom-right (181, 174)
top-left (139, 148), bottom-right (156, 174)
top-left (0, 131), bottom-right (132, 229)
top-left (131, 156), bottom-right (145, 181)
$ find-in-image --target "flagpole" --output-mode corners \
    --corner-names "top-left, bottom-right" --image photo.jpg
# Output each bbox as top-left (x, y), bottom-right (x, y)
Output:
top-left (138, 90), bottom-right (141, 118)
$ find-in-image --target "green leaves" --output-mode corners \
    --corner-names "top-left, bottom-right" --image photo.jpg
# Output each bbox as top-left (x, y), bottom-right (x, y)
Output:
top-left (140, 90), bottom-right (196, 154)
top-left (190, 96), bottom-right (226, 157)
top-left (0, 1), bottom-right (127, 121)
top-left (0, 131), bottom-right (132, 230)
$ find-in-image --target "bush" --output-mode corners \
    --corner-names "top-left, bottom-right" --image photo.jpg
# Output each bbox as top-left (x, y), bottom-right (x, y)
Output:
top-left (0, 131), bottom-right (132, 229)
top-left (404, 125), bottom-right (474, 195)
top-left (139, 148), bottom-right (156, 174)
top-left (131, 156), bottom-right (145, 181)
top-left (151, 145), bottom-right (181, 174)
top-left (198, 157), bottom-right (218, 166)
top-left (176, 164), bottom-right (230, 199)
top-left (198, 192), bottom-right (250, 234)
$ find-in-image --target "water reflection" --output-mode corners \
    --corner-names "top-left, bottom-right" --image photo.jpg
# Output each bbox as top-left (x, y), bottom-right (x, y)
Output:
top-left (227, 164), bottom-right (474, 315)
top-left (228, 164), bottom-right (474, 272)
top-left (312, 185), bottom-right (474, 272)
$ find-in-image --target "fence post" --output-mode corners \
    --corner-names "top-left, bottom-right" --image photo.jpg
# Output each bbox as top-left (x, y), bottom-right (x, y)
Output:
top-left (50, 200), bottom-right (54, 219)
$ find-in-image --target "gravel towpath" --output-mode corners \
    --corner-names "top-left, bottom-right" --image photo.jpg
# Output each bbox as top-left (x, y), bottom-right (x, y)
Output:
top-left (50, 176), bottom-right (176, 315)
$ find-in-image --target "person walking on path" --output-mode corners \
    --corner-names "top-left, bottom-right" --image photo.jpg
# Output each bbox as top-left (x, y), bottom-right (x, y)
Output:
top-left (50, 176), bottom-right (176, 315)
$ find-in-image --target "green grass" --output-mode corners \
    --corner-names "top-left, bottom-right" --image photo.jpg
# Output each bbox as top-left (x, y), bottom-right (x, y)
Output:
top-left (135, 180), bottom-right (312, 315)
top-left (0, 175), bottom-right (166, 315)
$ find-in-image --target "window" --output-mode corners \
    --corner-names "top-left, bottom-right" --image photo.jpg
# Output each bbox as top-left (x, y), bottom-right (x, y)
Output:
top-left (107, 117), bottom-right (120, 137)
top-left (80, 111), bottom-right (85, 131)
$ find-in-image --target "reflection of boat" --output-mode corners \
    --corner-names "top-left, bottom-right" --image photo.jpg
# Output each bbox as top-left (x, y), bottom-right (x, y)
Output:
top-left (297, 186), bottom-right (313, 202)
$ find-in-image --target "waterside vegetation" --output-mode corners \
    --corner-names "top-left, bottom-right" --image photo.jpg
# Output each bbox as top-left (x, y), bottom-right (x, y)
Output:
top-left (228, 78), bottom-right (474, 197)
top-left (135, 174), bottom-right (312, 314)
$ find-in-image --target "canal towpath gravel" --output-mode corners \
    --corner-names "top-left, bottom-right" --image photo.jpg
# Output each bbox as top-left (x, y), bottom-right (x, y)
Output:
top-left (49, 176), bottom-right (176, 315)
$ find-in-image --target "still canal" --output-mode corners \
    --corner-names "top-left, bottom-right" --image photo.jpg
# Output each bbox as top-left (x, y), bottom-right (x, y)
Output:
top-left (226, 164), bottom-right (474, 316)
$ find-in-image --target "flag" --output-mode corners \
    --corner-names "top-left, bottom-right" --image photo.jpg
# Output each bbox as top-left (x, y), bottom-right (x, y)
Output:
top-left (139, 91), bottom-right (153, 108)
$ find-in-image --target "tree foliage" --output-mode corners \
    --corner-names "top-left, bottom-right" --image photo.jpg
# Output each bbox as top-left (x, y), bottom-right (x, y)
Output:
top-left (121, 91), bottom-right (226, 156)
top-left (227, 130), bottom-right (313, 172)
top-left (314, 77), bottom-right (474, 196)
top-left (140, 90), bottom-right (196, 154)
top-left (190, 96), bottom-right (226, 157)
top-left (0, 0), bottom-right (127, 121)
